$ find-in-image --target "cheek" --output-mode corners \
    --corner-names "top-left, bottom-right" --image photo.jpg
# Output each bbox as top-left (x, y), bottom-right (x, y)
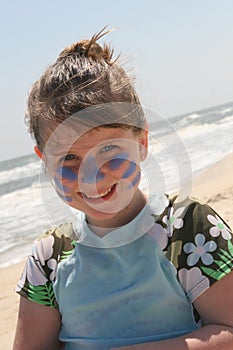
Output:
top-left (108, 153), bottom-right (130, 170)
top-left (107, 155), bottom-right (141, 188)
top-left (53, 166), bottom-right (78, 202)
top-left (57, 166), bottom-right (78, 181)
top-left (122, 162), bottom-right (141, 189)
top-left (122, 161), bottom-right (137, 179)
top-left (128, 169), bottom-right (141, 189)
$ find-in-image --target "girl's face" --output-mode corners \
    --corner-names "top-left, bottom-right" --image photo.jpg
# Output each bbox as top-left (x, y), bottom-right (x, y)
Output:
top-left (45, 127), bottom-right (148, 228)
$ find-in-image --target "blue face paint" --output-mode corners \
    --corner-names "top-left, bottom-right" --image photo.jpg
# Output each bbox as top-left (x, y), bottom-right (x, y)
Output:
top-left (57, 192), bottom-right (73, 202)
top-left (108, 153), bottom-right (129, 171)
top-left (57, 166), bottom-right (77, 181)
top-left (127, 170), bottom-right (141, 189)
top-left (122, 161), bottom-right (137, 179)
top-left (96, 170), bottom-right (105, 183)
top-left (55, 166), bottom-right (77, 203)
top-left (54, 176), bottom-right (70, 193)
top-left (81, 156), bottom-right (105, 184)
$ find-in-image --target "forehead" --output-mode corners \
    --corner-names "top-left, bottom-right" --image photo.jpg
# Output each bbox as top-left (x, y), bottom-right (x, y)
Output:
top-left (75, 127), bottom-right (139, 147)
top-left (44, 126), bottom-right (141, 156)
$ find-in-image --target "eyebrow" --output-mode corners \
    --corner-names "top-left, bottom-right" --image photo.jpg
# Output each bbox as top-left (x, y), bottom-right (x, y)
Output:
top-left (45, 135), bottom-right (130, 160)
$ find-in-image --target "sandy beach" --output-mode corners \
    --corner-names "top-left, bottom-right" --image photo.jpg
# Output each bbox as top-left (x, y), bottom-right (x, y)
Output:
top-left (1, 152), bottom-right (233, 350)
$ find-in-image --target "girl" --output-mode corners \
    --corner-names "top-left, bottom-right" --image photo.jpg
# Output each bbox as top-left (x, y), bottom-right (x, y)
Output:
top-left (13, 27), bottom-right (233, 350)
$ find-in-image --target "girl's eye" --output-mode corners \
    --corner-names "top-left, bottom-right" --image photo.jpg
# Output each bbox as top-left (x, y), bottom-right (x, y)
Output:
top-left (100, 145), bottom-right (119, 153)
top-left (63, 154), bottom-right (77, 161)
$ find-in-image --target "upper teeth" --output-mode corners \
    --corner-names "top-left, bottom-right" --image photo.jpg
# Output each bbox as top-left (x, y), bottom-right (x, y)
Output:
top-left (83, 186), bottom-right (113, 199)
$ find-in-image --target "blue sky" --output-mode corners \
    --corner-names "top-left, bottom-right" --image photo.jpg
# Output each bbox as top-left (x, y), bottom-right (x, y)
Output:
top-left (1, 0), bottom-right (233, 160)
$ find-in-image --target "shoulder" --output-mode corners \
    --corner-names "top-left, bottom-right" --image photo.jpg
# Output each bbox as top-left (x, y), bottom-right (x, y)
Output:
top-left (34, 223), bottom-right (77, 261)
top-left (166, 195), bottom-right (232, 241)
top-left (162, 195), bottom-right (233, 302)
top-left (15, 223), bottom-right (78, 308)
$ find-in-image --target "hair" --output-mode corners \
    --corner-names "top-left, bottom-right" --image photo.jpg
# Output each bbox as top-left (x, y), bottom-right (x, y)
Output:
top-left (25, 26), bottom-right (145, 151)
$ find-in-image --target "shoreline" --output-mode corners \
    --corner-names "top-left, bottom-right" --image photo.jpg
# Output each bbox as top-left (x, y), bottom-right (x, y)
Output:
top-left (192, 151), bottom-right (233, 228)
top-left (0, 152), bottom-right (232, 349)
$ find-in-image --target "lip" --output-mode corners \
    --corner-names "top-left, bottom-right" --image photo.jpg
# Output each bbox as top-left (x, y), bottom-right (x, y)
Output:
top-left (78, 184), bottom-right (117, 203)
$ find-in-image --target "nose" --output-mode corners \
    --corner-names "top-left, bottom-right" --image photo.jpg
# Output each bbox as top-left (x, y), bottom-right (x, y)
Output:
top-left (80, 155), bottom-right (105, 184)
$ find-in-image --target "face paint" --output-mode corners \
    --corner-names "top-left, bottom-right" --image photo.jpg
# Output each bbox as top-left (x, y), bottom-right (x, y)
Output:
top-left (108, 153), bottom-right (129, 171)
top-left (54, 176), bottom-right (70, 193)
top-left (57, 166), bottom-right (78, 181)
top-left (57, 192), bottom-right (73, 202)
top-left (54, 166), bottom-right (78, 203)
top-left (127, 170), bottom-right (141, 189)
top-left (81, 155), bottom-right (105, 184)
top-left (122, 161), bottom-right (137, 179)
top-left (53, 146), bottom-right (140, 205)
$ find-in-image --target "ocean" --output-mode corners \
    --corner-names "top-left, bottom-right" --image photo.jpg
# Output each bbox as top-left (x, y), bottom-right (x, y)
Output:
top-left (1, 101), bottom-right (233, 268)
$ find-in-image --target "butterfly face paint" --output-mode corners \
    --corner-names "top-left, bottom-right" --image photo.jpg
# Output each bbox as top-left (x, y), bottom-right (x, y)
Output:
top-left (128, 170), bottom-right (141, 189)
top-left (49, 128), bottom-right (146, 218)
top-left (107, 152), bottom-right (140, 187)
top-left (54, 166), bottom-right (78, 202)
top-left (57, 166), bottom-right (78, 181)
top-left (54, 176), bottom-right (70, 193)
top-left (107, 153), bottom-right (141, 190)
top-left (108, 153), bottom-right (129, 171)
top-left (53, 156), bottom-right (105, 203)
top-left (41, 114), bottom-right (148, 229)
top-left (122, 161), bottom-right (137, 179)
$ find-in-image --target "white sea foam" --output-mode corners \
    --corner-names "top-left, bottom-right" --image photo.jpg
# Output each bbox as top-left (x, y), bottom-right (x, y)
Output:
top-left (218, 114), bottom-right (233, 125)
top-left (218, 107), bottom-right (233, 115)
top-left (0, 161), bottom-right (41, 185)
top-left (178, 120), bottom-right (233, 175)
top-left (0, 183), bottom-right (50, 265)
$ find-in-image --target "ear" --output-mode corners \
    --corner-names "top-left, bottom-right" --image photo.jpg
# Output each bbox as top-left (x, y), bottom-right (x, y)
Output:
top-left (34, 145), bottom-right (43, 159)
top-left (139, 122), bottom-right (148, 161)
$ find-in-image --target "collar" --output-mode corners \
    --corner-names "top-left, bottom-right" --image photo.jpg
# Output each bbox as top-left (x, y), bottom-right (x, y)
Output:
top-left (72, 194), bottom-right (169, 248)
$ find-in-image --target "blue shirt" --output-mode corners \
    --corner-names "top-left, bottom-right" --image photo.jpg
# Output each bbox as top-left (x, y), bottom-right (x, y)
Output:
top-left (53, 195), bottom-right (199, 349)
top-left (17, 194), bottom-right (232, 349)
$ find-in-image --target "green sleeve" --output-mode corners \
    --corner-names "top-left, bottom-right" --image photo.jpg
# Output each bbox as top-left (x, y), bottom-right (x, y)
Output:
top-left (164, 197), bottom-right (233, 302)
top-left (15, 223), bottom-right (76, 308)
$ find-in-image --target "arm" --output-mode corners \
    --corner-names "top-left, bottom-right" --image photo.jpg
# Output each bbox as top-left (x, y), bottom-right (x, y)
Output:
top-left (111, 270), bottom-right (233, 349)
top-left (13, 296), bottom-right (63, 350)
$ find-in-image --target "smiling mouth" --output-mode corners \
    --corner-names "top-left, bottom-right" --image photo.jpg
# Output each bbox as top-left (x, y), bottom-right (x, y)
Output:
top-left (81, 184), bottom-right (116, 199)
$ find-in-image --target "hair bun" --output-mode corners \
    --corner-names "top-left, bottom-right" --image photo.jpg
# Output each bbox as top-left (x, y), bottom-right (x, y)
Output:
top-left (59, 26), bottom-right (115, 64)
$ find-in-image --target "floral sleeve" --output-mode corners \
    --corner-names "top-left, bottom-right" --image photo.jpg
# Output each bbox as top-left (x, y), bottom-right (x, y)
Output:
top-left (164, 197), bottom-right (233, 303)
top-left (15, 224), bottom-right (76, 308)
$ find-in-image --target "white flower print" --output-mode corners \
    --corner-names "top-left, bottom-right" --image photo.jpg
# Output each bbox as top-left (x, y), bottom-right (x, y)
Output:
top-left (26, 255), bottom-right (49, 286)
top-left (47, 258), bottom-right (59, 281)
top-left (163, 206), bottom-right (185, 236)
top-left (147, 223), bottom-right (168, 250)
top-left (178, 267), bottom-right (210, 294)
top-left (16, 255), bottom-right (49, 289)
top-left (207, 214), bottom-right (232, 240)
top-left (16, 235), bottom-right (57, 291)
top-left (32, 235), bottom-right (55, 265)
top-left (184, 233), bottom-right (217, 266)
top-left (178, 267), bottom-right (210, 300)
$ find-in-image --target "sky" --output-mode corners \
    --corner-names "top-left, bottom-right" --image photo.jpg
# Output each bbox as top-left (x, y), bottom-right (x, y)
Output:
top-left (0, 0), bottom-right (233, 161)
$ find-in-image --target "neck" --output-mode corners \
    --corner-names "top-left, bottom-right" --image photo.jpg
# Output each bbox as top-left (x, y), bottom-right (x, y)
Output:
top-left (87, 190), bottom-right (148, 237)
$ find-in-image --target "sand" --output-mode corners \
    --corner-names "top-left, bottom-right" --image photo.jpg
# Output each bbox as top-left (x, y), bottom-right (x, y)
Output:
top-left (0, 261), bottom-right (25, 350)
top-left (1, 152), bottom-right (232, 350)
